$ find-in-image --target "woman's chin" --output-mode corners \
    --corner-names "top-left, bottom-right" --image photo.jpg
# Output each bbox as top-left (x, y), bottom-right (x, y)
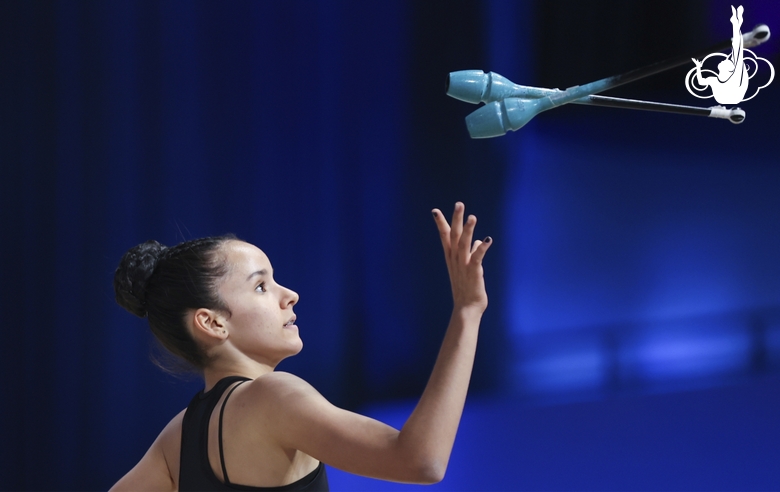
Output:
top-left (289, 335), bottom-right (304, 355)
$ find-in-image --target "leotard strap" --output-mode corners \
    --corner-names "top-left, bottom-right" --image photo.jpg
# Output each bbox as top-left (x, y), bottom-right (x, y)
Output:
top-left (218, 381), bottom-right (248, 485)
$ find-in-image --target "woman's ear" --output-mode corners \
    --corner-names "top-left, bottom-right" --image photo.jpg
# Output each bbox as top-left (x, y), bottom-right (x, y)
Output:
top-left (191, 308), bottom-right (228, 341)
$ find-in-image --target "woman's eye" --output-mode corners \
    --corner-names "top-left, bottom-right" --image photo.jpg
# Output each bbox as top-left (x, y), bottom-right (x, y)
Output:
top-left (255, 282), bottom-right (267, 293)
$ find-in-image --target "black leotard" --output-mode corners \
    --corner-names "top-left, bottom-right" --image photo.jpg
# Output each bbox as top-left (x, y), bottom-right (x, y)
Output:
top-left (179, 375), bottom-right (329, 491)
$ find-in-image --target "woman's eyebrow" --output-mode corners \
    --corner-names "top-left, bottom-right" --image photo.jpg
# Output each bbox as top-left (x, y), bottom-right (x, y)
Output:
top-left (246, 269), bottom-right (267, 281)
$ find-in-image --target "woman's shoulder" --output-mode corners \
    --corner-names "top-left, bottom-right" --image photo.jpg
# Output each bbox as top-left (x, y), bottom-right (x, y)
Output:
top-left (159, 408), bottom-right (186, 441)
top-left (158, 408), bottom-right (187, 480)
top-left (239, 371), bottom-right (324, 413)
top-left (245, 371), bottom-right (317, 398)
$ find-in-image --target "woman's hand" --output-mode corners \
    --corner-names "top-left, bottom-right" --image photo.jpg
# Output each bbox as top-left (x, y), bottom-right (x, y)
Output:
top-left (432, 202), bottom-right (492, 314)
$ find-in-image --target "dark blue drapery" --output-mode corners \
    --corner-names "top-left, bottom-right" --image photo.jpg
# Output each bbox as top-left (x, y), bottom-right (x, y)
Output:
top-left (2, 1), bottom-right (780, 490)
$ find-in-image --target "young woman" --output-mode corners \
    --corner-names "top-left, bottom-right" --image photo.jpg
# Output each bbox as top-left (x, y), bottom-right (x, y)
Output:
top-left (111, 202), bottom-right (492, 491)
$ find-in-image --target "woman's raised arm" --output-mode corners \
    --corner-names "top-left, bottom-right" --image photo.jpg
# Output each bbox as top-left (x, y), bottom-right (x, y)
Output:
top-left (255, 202), bottom-right (492, 483)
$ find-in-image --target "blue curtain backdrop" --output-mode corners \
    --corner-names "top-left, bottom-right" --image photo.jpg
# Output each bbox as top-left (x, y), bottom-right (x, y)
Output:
top-left (1, 1), bottom-right (506, 489)
top-left (2, 1), bottom-right (780, 490)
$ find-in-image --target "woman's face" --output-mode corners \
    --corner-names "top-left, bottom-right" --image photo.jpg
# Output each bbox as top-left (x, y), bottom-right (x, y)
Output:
top-left (217, 240), bottom-right (302, 365)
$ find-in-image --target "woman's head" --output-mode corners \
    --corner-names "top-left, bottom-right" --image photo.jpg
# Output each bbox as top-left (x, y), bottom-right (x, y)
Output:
top-left (113, 235), bottom-right (236, 370)
top-left (114, 236), bottom-right (301, 372)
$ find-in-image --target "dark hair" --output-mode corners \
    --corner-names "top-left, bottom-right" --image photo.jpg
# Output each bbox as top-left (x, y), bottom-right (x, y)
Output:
top-left (113, 235), bottom-right (237, 370)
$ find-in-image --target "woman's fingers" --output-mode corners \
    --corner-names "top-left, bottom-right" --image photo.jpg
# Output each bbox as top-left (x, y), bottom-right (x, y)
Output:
top-left (435, 202), bottom-right (491, 265)
top-left (432, 209), bottom-right (451, 252)
top-left (470, 236), bottom-right (492, 264)
top-left (450, 202), bottom-right (464, 255)
top-left (459, 214), bottom-right (476, 256)
top-left (470, 239), bottom-right (482, 254)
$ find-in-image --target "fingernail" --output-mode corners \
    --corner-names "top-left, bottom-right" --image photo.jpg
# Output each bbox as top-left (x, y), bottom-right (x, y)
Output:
top-left (484, 236), bottom-right (492, 243)
top-left (432, 211), bottom-right (438, 218)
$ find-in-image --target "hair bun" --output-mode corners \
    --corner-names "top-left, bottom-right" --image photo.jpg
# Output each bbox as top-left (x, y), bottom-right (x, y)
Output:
top-left (113, 240), bottom-right (168, 318)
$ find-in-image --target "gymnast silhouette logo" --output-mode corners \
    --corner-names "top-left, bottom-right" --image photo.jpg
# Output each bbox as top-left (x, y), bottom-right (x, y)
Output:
top-left (685, 5), bottom-right (774, 104)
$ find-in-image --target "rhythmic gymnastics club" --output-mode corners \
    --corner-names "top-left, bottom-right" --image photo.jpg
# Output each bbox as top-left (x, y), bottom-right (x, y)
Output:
top-left (451, 24), bottom-right (769, 138)
top-left (448, 70), bottom-right (746, 124)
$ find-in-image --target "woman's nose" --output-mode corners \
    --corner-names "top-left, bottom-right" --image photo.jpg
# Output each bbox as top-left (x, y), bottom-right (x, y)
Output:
top-left (282, 286), bottom-right (299, 307)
